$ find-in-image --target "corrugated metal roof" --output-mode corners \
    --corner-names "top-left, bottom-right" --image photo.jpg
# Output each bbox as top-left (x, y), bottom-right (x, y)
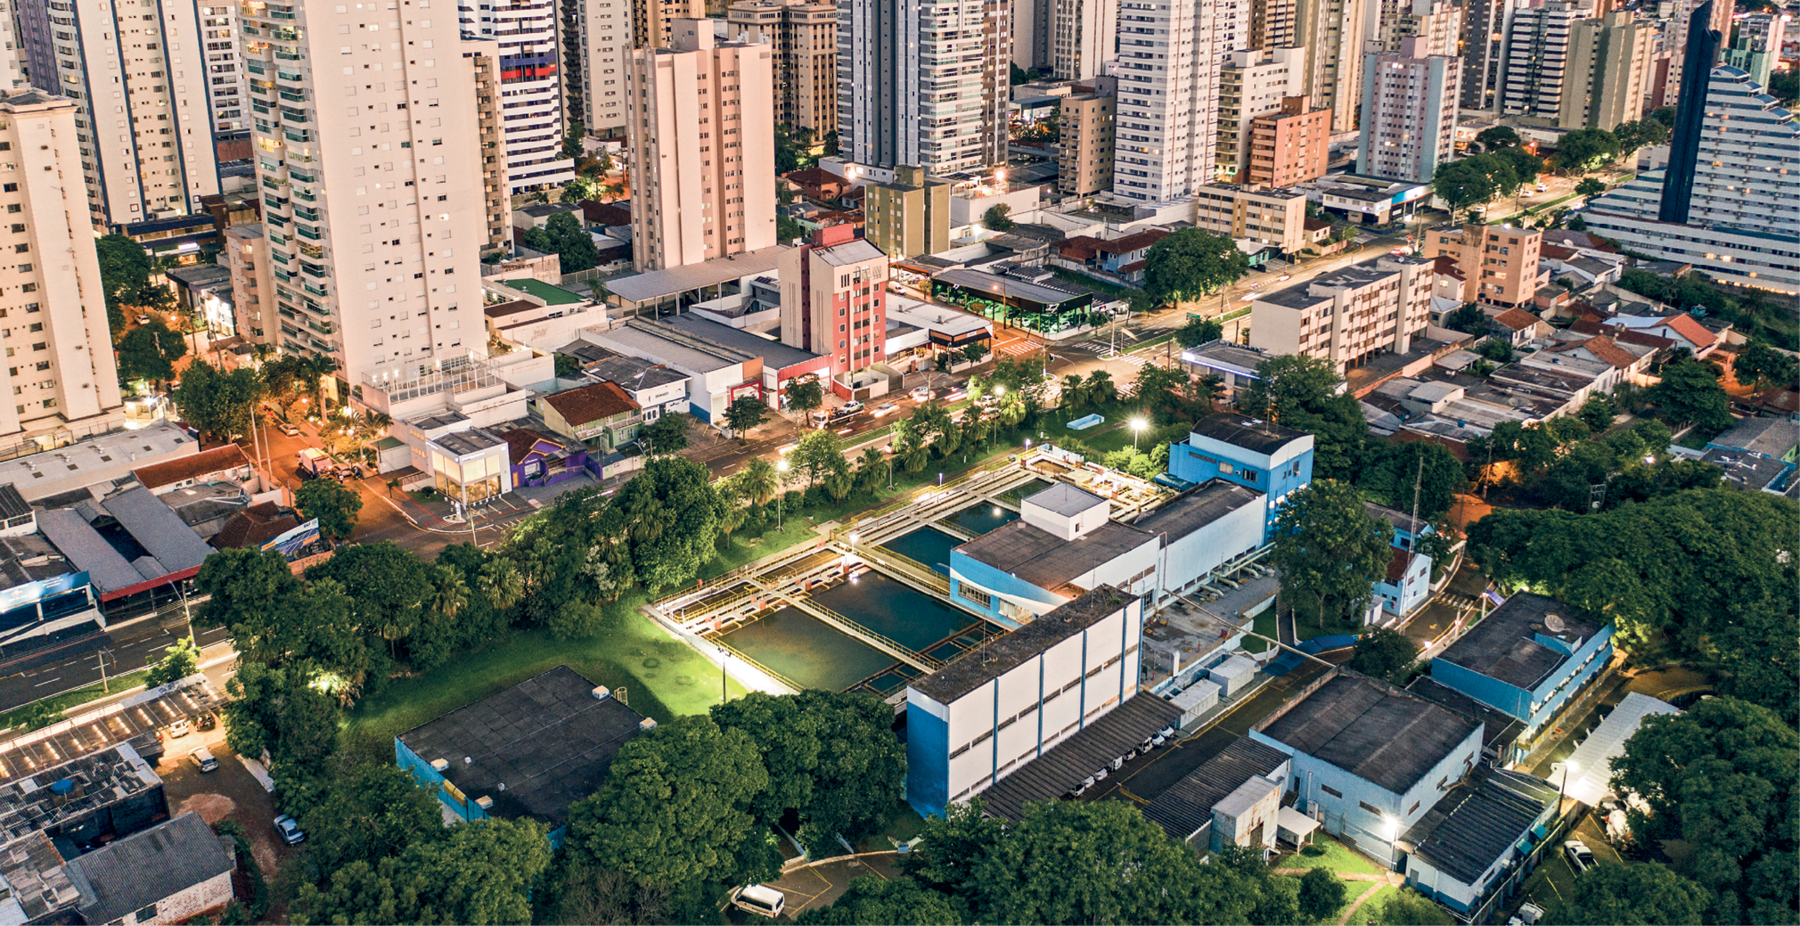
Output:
top-left (1141, 737), bottom-right (1290, 841)
top-left (1557, 692), bottom-right (1679, 806)
top-left (605, 247), bottom-right (792, 303)
top-left (979, 694), bottom-right (1184, 821)
top-left (101, 488), bottom-right (214, 575)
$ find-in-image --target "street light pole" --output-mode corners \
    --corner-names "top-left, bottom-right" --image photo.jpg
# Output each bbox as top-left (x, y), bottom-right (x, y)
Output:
top-left (717, 645), bottom-right (730, 703)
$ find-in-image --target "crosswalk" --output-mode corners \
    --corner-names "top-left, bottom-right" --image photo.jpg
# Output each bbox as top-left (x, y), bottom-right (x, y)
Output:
top-left (1000, 341), bottom-right (1041, 357)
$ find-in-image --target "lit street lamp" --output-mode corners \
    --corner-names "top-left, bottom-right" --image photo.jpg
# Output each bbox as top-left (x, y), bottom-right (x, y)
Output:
top-left (776, 459), bottom-right (790, 529)
top-left (1131, 417), bottom-right (1147, 449)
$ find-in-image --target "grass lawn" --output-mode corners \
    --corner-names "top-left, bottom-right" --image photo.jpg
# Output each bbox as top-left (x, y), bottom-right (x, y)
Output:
top-left (1279, 835), bottom-right (1384, 877)
top-left (1347, 884), bottom-right (1397, 924)
top-left (1243, 609), bottom-right (1278, 654)
top-left (0, 668), bottom-right (154, 731)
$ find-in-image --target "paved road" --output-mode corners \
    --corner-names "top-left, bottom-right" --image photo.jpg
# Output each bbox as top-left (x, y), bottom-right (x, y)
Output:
top-left (0, 619), bottom-right (233, 715)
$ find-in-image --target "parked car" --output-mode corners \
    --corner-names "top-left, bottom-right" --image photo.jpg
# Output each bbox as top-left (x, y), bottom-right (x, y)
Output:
top-left (196, 712), bottom-right (217, 732)
top-left (166, 718), bottom-right (192, 739)
top-left (274, 814), bottom-right (305, 846)
top-left (731, 885), bottom-right (786, 919)
top-left (1536, 182), bottom-right (1549, 192)
top-left (1564, 840), bottom-right (1596, 873)
top-left (189, 747), bottom-right (218, 773)
top-left (1510, 902), bottom-right (1546, 925)
top-left (909, 386), bottom-right (934, 403)
top-left (278, 422), bottom-right (301, 437)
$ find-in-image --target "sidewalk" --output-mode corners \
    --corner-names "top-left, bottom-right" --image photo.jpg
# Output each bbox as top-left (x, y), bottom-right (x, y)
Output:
top-left (369, 469), bottom-right (612, 536)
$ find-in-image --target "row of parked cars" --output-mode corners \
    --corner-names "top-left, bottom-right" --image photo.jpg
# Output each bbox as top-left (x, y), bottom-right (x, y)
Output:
top-left (1067, 723), bottom-right (1178, 797)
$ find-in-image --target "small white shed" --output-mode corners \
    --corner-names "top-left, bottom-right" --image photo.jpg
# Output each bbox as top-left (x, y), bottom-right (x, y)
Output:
top-left (1209, 654), bottom-right (1259, 698)
top-left (1172, 679), bottom-right (1222, 729)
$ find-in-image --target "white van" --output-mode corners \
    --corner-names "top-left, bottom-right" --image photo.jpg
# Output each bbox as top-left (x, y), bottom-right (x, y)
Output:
top-left (732, 885), bottom-right (787, 918)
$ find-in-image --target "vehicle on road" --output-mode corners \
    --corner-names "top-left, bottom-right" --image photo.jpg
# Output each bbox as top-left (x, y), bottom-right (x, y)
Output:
top-left (909, 386), bottom-right (934, 403)
top-left (296, 448), bottom-right (332, 478)
top-left (1390, 247), bottom-right (1411, 256)
top-left (871, 402), bottom-right (900, 418)
top-left (1536, 183), bottom-right (1548, 192)
top-left (278, 422), bottom-right (301, 437)
top-left (839, 400), bottom-right (865, 415)
top-left (1564, 840), bottom-right (1596, 873)
top-left (190, 747), bottom-right (218, 773)
top-left (1277, 275), bottom-right (1291, 282)
top-left (731, 885), bottom-right (786, 919)
top-left (275, 814), bottom-right (305, 846)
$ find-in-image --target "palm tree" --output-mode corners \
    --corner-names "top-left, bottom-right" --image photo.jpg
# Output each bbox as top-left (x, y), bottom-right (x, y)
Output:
top-left (478, 558), bottom-right (525, 613)
top-left (1194, 374), bottom-right (1224, 412)
top-left (902, 441), bottom-right (929, 474)
top-left (741, 457), bottom-right (781, 506)
top-left (432, 565), bottom-right (469, 620)
top-left (1060, 374), bottom-right (1087, 409)
top-left (1086, 370), bottom-right (1117, 406)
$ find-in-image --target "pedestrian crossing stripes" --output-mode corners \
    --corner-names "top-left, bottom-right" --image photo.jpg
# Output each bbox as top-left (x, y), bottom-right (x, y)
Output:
top-left (1000, 341), bottom-right (1040, 357)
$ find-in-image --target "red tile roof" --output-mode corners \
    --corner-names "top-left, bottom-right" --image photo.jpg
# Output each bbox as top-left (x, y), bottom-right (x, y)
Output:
top-left (132, 444), bottom-right (252, 490)
top-left (1568, 313), bottom-right (1608, 335)
top-left (1659, 313), bottom-right (1716, 351)
top-left (1385, 547), bottom-right (1412, 583)
top-left (541, 380), bottom-right (639, 425)
top-left (501, 428), bottom-right (566, 464)
top-left (1493, 308), bottom-right (1542, 332)
top-left (212, 501), bottom-right (300, 550)
top-left (1614, 328), bottom-right (1676, 352)
top-left (1539, 244), bottom-right (1579, 261)
top-left (1550, 334), bottom-right (1639, 369)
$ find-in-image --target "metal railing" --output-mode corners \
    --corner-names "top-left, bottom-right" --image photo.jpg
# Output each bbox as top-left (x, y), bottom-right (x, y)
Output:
top-left (745, 575), bottom-right (942, 672)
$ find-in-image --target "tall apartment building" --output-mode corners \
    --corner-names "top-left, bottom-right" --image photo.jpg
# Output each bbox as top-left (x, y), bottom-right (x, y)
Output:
top-left (466, 44), bottom-right (515, 254)
top-left (865, 164), bottom-right (952, 257)
top-left (238, 0), bottom-right (491, 396)
top-left (1193, 183), bottom-right (1311, 254)
top-left (1052, 0), bottom-right (1117, 80)
top-left (627, 20), bottom-right (777, 271)
top-left (1583, 66), bottom-right (1800, 292)
top-left (1014, 0), bottom-right (1053, 69)
top-left (839, 0), bottom-right (1010, 173)
top-left (1248, 255), bottom-right (1435, 371)
top-left (1564, 11), bottom-right (1653, 129)
top-left (1371, 0), bottom-right (1460, 56)
top-left (0, 90), bottom-right (124, 438)
top-left (1293, 0), bottom-right (1367, 131)
top-left (1723, 12), bottom-right (1783, 87)
top-left (199, 4), bottom-right (249, 133)
top-left (1660, 0), bottom-right (1732, 107)
top-left (779, 224), bottom-right (888, 380)
top-left (1251, 0), bottom-right (1299, 50)
top-left (1217, 48), bottom-right (1304, 180)
top-left (1248, 95), bottom-right (1330, 186)
top-left (727, 0), bottom-right (838, 138)
top-left (17, 0), bottom-right (222, 230)
top-left (1459, 0), bottom-right (1517, 111)
top-left (1356, 40), bottom-right (1459, 183)
top-left (458, 0), bottom-right (573, 192)
top-left (1499, 1), bottom-right (1590, 122)
top-left (1112, 0), bottom-right (1229, 201)
top-left (562, 0), bottom-right (632, 136)
top-left (1059, 84), bottom-right (1117, 195)
top-left (1426, 223), bottom-right (1542, 306)
top-left (223, 223), bottom-right (274, 347)
top-left (633, 0), bottom-right (704, 49)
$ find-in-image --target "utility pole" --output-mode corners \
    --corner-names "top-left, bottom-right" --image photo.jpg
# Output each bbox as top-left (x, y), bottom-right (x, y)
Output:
top-left (97, 648), bottom-right (112, 693)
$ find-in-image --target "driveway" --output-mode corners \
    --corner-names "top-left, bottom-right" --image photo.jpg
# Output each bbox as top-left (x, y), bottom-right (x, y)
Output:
top-left (158, 734), bottom-right (294, 887)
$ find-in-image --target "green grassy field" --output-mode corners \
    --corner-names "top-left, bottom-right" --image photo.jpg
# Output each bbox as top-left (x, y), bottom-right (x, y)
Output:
top-left (1278, 836), bottom-right (1384, 877)
top-left (1242, 608), bottom-right (1278, 654)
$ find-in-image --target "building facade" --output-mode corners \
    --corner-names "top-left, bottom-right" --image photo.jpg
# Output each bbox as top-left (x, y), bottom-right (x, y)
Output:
top-left (865, 164), bottom-right (952, 258)
top-left (1192, 184), bottom-right (1312, 255)
top-left (1459, 0), bottom-right (1517, 111)
top-left (1297, 0), bottom-right (1367, 131)
top-left (1356, 41), bottom-right (1459, 183)
top-left (199, 3), bottom-right (249, 133)
top-left (562, 0), bottom-right (633, 136)
top-left (1247, 95), bottom-right (1330, 186)
top-left (778, 224), bottom-right (889, 380)
top-left (1250, 0), bottom-right (1298, 50)
top-left (1428, 592), bottom-right (1615, 741)
top-left (838, 0), bottom-right (1010, 173)
top-left (1427, 223), bottom-right (1542, 306)
top-left (1499, 0), bottom-right (1589, 123)
top-left (222, 223), bottom-right (274, 348)
top-left (17, 0), bottom-right (222, 230)
top-left (466, 46), bottom-right (515, 256)
top-left (239, 0), bottom-right (492, 397)
top-left (1562, 10), bottom-right (1654, 130)
top-left (1166, 414), bottom-right (1315, 539)
top-left (1724, 12), bottom-right (1784, 88)
top-left (1217, 49), bottom-right (1305, 180)
top-left (627, 20), bottom-right (777, 271)
top-left (1112, 0), bottom-right (1230, 201)
top-left (633, 0), bottom-right (705, 49)
top-left (728, 0), bottom-right (838, 138)
top-left (1059, 86), bottom-right (1117, 196)
top-left (458, 0), bottom-right (574, 192)
top-left (1249, 255), bottom-right (1435, 371)
top-left (1660, 0), bottom-right (1731, 107)
top-left (0, 90), bottom-right (125, 438)
top-left (1052, 0), bottom-right (1116, 80)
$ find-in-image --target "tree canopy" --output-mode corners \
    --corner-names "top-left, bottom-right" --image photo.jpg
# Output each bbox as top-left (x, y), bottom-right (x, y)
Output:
top-left (1431, 154), bottom-right (1517, 215)
top-left (172, 360), bottom-right (264, 441)
top-left (1355, 440), bottom-right (1465, 521)
top-left (1647, 357), bottom-right (1733, 433)
top-left (294, 477), bottom-right (364, 543)
top-left (724, 396), bottom-right (770, 433)
top-left (1348, 627), bottom-right (1419, 684)
top-left (1270, 480), bottom-right (1392, 627)
top-left (115, 318), bottom-right (188, 387)
top-left (291, 817), bottom-right (551, 925)
top-left (1731, 339), bottom-right (1798, 390)
top-left (1144, 228), bottom-right (1250, 303)
top-left (1549, 862), bottom-right (1711, 926)
top-left (1238, 355), bottom-right (1366, 480)
top-left (522, 211), bottom-right (600, 273)
top-left (1555, 128), bottom-right (1620, 173)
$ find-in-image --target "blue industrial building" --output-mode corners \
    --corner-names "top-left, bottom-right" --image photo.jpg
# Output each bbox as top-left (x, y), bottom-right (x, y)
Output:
top-left (1398, 768), bottom-right (1560, 915)
top-left (1166, 415), bottom-right (1314, 541)
top-left (1251, 670), bottom-right (1484, 866)
top-left (1364, 502), bottom-right (1434, 620)
top-left (1428, 593), bottom-right (1613, 743)
top-left (396, 666), bottom-right (654, 846)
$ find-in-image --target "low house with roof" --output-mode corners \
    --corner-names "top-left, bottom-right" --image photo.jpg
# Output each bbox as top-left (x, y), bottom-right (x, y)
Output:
top-left (1428, 592), bottom-right (1612, 744)
top-left (1364, 502), bottom-right (1433, 621)
top-left (1699, 446), bottom-right (1792, 493)
top-left (1487, 308), bottom-right (1550, 347)
top-left (571, 345), bottom-right (691, 421)
top-left (538, 381), bottom-right (643, 450)
top-left (1396, 769), bottom-right (1560, 917)
top-left (501, 428), bottom-right (587, 488)
top-left (1141, 737), bottom-right (1305, 851)
top-left (130, 445), bottom-right (258, 497)
top-left (63, 811), bottom-right (238, 926)
top-left (1250, 670), bottom-right (1484, 865)
top-left (424, 428), bottom-right (514, 509)
top-left (1600, 312), bottom-right (1718, 357)
top-left (1052, 229), bottom-right (1170, 286)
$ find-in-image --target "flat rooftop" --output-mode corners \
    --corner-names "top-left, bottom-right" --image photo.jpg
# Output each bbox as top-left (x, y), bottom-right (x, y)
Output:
top-left (0, 744), bottom-right (161, 847)
top-left (0, 678), bottom-right (220, 783)
top-left (1406, 677), bottom-right (1525, 756)
top-left (1257, 673), bottom-right (1479, 795)
top-left (954, 518), bottom-right (1154, 593)
top-left (503, 278), bottom-right (585, 306)
top-left (1401, 768), bottom-right (1557, 885)
top-left (1189, 414), bottom-right (1310, 456)
top-left (1135, 481), bottom-right (1264, 543)
top-left (1140, 737), bottom-right (1290, 841)
top-left (396, 666), bottom-right (650, 829)
top-left (657, 314), bottom-right (825, 371)
top-left (935, 268), bottom-right (1091, 308)
top-left (606, 246), bottom-right (791, 305)
top-left (1435, 592), bottom-right (1599, 691)
top-left (910, 586), bottom-right (1139, 704)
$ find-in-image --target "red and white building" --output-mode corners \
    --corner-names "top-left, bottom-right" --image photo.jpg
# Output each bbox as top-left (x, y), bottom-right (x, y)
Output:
top-left (779, 224), bottom-right (891, 396)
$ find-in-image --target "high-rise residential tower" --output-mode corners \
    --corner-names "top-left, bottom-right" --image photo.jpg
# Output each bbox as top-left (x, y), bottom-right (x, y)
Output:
top-left (1564, 10), bottom-right (1653, 129)
top-left (1356, 38), bottom-right (1459, 182)
top-left (1217, 48), bottom-right (1305, 180)
top-left (561, 0), bottom-right (633, 137)
top-left (839, 0), bottom-right (1010, 173)
top-left (728, 0), bottom-right (839, 138)
top-left (17, 0), bottom-right (222, 230)
top-left (1060, 81), bottom-right (1117, 195)
top-left (1723, 12), bottom-right (1783, 87)
top-left (779, 224), bottom-right (889, 382)
top-left (238, 0), bottom-right (491, 396)
top-left (1112, 0), bottom-right (1230, 201)
top-left (1297, 0), bottom-right (1368, 130)
top-left (1500, 0), bottom-right (1591, 122)
top-left (1053, 0), bottom-right (1117, 80)
top-left (627, 19), bottom-right (777, 271)
top-left (1459, 0), bottom-right (1517, 111)
top-left (200, 4), bottom-right (250, 133)
top-left (0, 90), bottom-right (125, 437)
top-left (459, 0), bottom-right (574, 192)
top-left (1661, 0), bottom-right (1731, 107)
top-left (633, 0), bottom-right (705, 49)
top-left (1251, 0), bottom-right (1299, 50)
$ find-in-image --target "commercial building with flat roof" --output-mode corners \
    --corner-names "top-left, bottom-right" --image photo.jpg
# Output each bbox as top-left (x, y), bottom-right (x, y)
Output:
top-left (1427, 224), bottom-right (1543, 308)
top-left (1166, 414), bottom-right (1315, 540)
top-left (1249, 256), bottom-right (1435, 373)
top-left (1141, 736), bottom-right (1293, 848)
top-left (905, 587), bottom-right (1147, 818)
top-left (1428, 592), bottom-right (1613, 742)
top-left (1398, 769), bottom-right (1560, 916)
top-left (396, 666), bottom-right (654, 845)
top-left (1252, 670), bottom-right (1483, 865)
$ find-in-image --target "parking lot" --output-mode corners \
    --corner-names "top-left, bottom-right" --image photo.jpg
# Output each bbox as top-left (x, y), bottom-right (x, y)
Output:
top-left (156, 728), bottom-right (295, 883)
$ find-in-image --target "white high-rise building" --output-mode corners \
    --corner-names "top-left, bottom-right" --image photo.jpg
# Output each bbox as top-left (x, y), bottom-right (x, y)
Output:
top-left (1356, 39), bottom-right (1459, 183)
top-left (562, 0), bottom-right (633, 136)
top-left (0, 90), bottom-right (125, 437)
top-left (1053, 0), bottom-right (1117, 81)
top-left (239, 0), bottom-right (490, 397)
top-left (1217, 47), bottom-right (1305, 179)
top-left (200, 4), bottom-right (250, 133)
top-left (839, 0), bottom-right (1010, 173)
top-left (459, 0), bottom-right (574, 192)
top-left (1499, 0), bottom-right (1590, 121)
top-left (1661, 0), bottom-right (1732, 107)
top-left (16, 0), bottom-right (222, 230)
top-left (1297, 0), bottom-right (1366, 130)
top-left (1112, 0), bottom-right (1231, 201)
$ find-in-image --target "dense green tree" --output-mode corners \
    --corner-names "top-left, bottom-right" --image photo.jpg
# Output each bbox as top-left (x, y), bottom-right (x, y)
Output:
top-left (1356, 440), bottom-right (1466, 521)
top-left (563, 173), bottom-right (601, 204)
top-left (289, 762), bottom-right (442, 874)
top-left (115, 318), bottom-right (188, 387)
top-left (192, 546), bottom-right (303, 642)
top-left (1176, 315), bottom-right (1224, 347)
top-left (724, 396), bottom-right (770, 434)
top-left (1297, 868), bottom-right (1349, 923)
top-left (307, 542), bottom-right (433, 659)
top-left (1576, 394), bottom-right (1616, 433)
top-left (563, 716), bottom-right (781, 921)
top-left (639, 412), bottom-right (690, 453)
top-left (1444, 302), bottom-right (1489, 336)
top-left (1348, 627), bottom-right (1419, 684)
top-left (786, 377), bottom-right (825, 414)
top-left (1366, 889), bottom-right (1449, 925)
top-left (1144, 228), bottom-right (1251, 303)
top-left (1732, 339), bottom-right (1799, 389)
top-left (1271, 480), bottom-right (1392, 627)
top-left (1648, 358), bottom-right (1734, 432)
top-left (1133, 363), bottom-right (1212, 426)
top-left (1494, 146), bottom-right (1543, 188)
top-left (294, 477), bottom-right (364, 543)
top-left (222, 662), bottom-right (342, 775)
top-left (614, 457), bottom-right (727, 591)
top-left (1769, 69), bottom-right (1799, 108)
top-left (409, 545), bottom-right (514, 669)
top-left (777, 215), bottom-right (809, 243)
top-left (172, 360), bottom-right (264, 441)
top-left (1613, 119), bottom-right (1670, 153)
top-left (292, 818), bottom-right (551, 926)
top-left (983, 204), bottom-right (1015, 231)
top-left (143, 636), bottom-right (201, 688)
top-left (791, 428), bottom-right (846, 486)
top-left (95, 234), bottom-right (174, 334)
top-left (1712, 602), bottom-right (1798, 725)
top-left (1431, 155), bottom-right (1516, 215)
top-left (503, 486), bottom-right (632, 624)
top-left (550, 866), bottom-right (675, 926)
top-left (1555, 128), bottom-right (1620, 173)
top-left (1239, 355), bottom-right (1367, 480)
top-left (797, 876), bottom-right (963, 926)
top-left (1575, 177), bottom-right (1607, 201)
top-left (522, 211), bottom-right (600, 273)
top-left (1549, 862), bottom-right (1709, 925)
top-left (739, 456), bottom-right (782, 505)
top-left (1474, 125), bottom-right (1522, 151)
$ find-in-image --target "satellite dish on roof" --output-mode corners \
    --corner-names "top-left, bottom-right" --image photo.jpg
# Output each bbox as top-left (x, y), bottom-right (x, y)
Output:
top-left (1545, 614), bottom-right (1565, 634)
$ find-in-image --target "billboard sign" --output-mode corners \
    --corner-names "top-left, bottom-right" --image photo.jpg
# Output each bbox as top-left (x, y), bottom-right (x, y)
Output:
top-left (0, 571), bottom-right (90, 614)
top-left (261, 519), bottom-right (321, 558)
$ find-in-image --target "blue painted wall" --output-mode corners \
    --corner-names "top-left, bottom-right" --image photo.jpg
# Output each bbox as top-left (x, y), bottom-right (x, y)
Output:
top-left (1430, 624), bottom-right (1614, 737)
top-left (1167, 435), bottom-right (1312, 541)
top-left (906, 702), bottom-right (951, 819)
top-left (1373, 552), bottom-right (1432, 616)
top-left (949, 550), bottom-right (1064, 623)
top-left (396, 738), bottom-right (568, 848)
